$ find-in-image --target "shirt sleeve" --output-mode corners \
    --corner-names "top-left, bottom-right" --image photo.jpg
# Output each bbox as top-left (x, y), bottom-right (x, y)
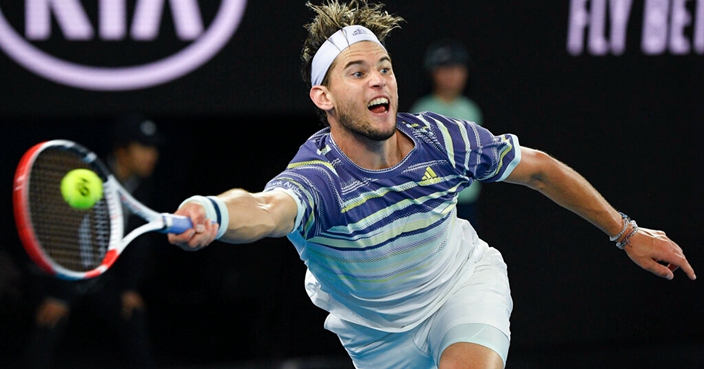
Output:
top-left (417, 111), bottom-right (522, 183)
top-left (263, 158), bottom-right (341, 238)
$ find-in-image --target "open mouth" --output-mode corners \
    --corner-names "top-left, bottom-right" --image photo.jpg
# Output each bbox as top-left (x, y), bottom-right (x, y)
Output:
top-left (367, 97), bottom-right (390, 114)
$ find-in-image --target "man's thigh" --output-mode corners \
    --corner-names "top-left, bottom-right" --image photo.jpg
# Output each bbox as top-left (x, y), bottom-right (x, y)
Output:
top-left (325, 314), bottom-right (436, 369)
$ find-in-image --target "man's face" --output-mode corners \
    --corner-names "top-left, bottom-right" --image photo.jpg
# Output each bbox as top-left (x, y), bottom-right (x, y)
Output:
top-left (325, 41), bottom-right (399, 141)
top-left (432, 64), bottom-right (468, 97)
top-left (124, 142), bottom-right (159, 178)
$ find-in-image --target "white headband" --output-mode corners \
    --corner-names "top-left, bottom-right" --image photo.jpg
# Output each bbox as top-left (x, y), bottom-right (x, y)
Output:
top-left (310, 25), bottom-right (385, 86)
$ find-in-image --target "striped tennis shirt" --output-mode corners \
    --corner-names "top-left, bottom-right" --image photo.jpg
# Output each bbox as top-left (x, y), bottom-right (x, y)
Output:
top-left (264, 111), bottom-right (521, 332)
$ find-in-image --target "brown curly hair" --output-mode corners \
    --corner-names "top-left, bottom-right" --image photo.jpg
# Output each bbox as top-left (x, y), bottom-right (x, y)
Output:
top-left (301, 0), bottom-right (404, 88)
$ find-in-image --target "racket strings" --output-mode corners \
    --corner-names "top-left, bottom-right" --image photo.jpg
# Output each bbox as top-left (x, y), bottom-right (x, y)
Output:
top-left (29, 148), bottom-right (112, 272)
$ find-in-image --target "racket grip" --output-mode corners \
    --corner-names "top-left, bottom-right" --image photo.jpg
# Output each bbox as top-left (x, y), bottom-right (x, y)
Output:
top-left (163, 214), bottom-right (195, 234)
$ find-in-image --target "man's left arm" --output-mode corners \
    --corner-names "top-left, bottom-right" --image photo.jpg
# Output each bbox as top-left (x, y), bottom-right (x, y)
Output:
top-left (504, 146), bottom-right (696, 281)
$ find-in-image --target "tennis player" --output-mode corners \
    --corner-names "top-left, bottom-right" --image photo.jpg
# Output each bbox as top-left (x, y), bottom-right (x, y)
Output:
top-left (168, 1), bottom-right (696, 368)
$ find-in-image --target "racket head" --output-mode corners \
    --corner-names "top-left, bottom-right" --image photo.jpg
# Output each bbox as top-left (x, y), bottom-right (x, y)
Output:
top-left (13, 140), bottom-right (124, 280)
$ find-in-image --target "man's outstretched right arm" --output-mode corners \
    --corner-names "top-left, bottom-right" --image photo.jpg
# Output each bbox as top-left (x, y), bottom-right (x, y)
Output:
top-left (167, 189), bottom-right (299, 251)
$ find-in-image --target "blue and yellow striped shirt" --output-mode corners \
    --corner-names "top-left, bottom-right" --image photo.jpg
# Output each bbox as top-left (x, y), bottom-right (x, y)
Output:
top-left (265, 111), bottom-right (521, 331)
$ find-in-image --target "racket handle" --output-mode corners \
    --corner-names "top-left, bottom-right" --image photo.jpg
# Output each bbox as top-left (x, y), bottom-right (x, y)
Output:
top-left (162, 214), bottom-right (195, 234)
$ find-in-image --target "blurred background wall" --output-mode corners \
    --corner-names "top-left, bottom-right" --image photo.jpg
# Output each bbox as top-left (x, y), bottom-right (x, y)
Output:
top-left (1, 1), bottom-right (702, 367)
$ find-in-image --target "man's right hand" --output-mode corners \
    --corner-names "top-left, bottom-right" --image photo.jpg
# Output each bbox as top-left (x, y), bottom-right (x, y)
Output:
top-left (167, 201), bottom-right (219, 251)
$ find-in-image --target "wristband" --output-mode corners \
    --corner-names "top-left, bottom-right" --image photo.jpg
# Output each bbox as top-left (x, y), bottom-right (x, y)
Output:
top-left (178, 195), bottom-right (230, 239)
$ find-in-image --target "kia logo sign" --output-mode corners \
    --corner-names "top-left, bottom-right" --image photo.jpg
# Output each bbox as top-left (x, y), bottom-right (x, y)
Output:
top-left (0, 0), bottom-right (247, 91)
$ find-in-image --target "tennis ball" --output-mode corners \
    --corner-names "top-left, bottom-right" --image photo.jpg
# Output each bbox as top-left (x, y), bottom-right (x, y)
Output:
top-left (60, 169), bottom-right (104, 210)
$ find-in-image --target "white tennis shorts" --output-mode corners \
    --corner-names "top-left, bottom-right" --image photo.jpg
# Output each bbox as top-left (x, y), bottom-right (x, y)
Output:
top-left (324, 246), bottom-right (513, 368)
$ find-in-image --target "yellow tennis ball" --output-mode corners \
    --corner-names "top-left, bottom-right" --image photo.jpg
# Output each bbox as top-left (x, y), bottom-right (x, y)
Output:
top-left (60, 169), bottom-right (104, 210)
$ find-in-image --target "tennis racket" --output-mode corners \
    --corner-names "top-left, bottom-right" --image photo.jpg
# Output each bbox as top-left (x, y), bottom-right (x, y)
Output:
top-left (13, 139), bottom-right (193, 280)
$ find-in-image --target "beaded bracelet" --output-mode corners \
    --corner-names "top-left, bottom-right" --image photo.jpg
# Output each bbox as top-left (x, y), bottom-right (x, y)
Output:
top-left (609, 212), bottom-right (631, 242)
top-left (615, 220), bottom-right (639, 249)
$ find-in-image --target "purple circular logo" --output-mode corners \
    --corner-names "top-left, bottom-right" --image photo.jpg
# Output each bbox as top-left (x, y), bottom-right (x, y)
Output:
top-left (0, 1), bottom-right (247, 91)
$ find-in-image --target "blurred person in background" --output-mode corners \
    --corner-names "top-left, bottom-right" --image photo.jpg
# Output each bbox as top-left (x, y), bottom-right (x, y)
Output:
top-left (22, 114), bottom-right (163, 369)
top-left (410, 40), bottom-right (484, 228)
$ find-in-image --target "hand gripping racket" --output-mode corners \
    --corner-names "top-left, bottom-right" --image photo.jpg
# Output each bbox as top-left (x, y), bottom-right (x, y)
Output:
top-left (13, 139), bottom-right (193, 280)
